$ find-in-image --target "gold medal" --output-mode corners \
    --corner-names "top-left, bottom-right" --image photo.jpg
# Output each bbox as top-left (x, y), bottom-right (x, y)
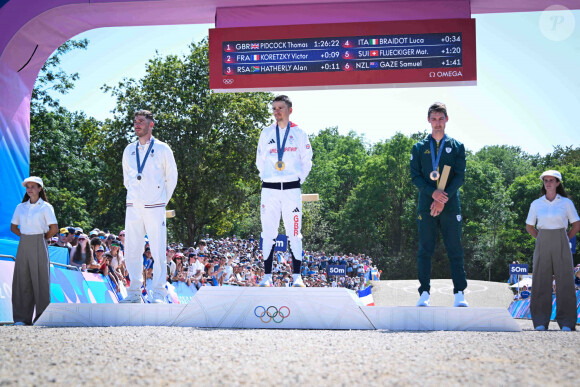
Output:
top-left (275, 161), bottom-right (285, 171)
top-left (430, 170), bottom-right (440, 181)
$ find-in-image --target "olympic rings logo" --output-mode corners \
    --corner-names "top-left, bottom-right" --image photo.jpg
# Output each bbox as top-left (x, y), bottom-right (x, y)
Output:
top-left (254, 305), bottom-right (290, 323)
top-left (223, 79), bottom-right (234, 84)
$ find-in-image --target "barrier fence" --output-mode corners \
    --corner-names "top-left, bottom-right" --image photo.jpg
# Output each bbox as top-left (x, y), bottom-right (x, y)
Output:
top-left (508, 290), bottom-right (580, 324)
top-left (3, 255), bottom-right (579, 324)
top-left (0, 259), bottom-right (205, 323)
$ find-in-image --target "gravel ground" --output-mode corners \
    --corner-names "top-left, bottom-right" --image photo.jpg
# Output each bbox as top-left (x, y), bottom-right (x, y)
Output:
top-left (1, 281), bottom-right (577, 386)
top-left (0, 320), bottom-right (578, 386)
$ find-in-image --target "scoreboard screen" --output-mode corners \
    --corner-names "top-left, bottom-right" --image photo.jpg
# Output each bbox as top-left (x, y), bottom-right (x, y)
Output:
top-left (209, 18), bottom-right (476, 92)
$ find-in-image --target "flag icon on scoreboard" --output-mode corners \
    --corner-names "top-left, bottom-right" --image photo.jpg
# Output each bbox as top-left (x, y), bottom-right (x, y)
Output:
top-left (370, 50), bottom-right (379, 57)
top-left (251, 43), bottom-right (259, 49)
top-left (370, 61), bottom-right (379, 68)
top-left (251, 66), bottom-right (260, 72)
top-left (369, 38), bottom-right (379, 45)
top-left (252, 54), bottom-right (260, 61)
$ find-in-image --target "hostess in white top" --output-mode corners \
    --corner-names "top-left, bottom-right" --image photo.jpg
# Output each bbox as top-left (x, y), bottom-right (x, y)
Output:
top-left (11, 198), bottom-right (57, 235)
top-left (256, 122), bottom-right (313, 183)
top-left (526, 194), bottom-right (580, 229)
top-left (122, 136), bottom-right (178, 207)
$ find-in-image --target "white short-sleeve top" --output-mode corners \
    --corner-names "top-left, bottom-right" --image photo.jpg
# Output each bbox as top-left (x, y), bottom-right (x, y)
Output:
top-left (526, 195), bottom-right (580, 230)
top-left (11, 198), bottom-right (58, 235)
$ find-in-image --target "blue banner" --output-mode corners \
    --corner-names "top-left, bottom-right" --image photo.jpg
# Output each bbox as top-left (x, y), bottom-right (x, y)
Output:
top-left (0, 260), bottom-right (14, 323)
top-left (509, 290), bottom-right (580, 325)
top-left (509, 264), bottom-right (528, 275)
top-left (0, 238), bottom-right (69, 265)
top-left (259, 234), bottom-right (287, 252)
top-left (327, 265), bottom-right (347, 276)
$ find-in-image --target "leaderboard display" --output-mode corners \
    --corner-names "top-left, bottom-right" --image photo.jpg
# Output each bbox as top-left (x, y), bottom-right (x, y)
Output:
top-left (209, 19), bottom-right (476, 91)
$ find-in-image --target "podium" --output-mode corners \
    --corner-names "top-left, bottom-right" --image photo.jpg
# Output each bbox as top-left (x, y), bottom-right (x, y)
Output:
top-left (34, 287), bottom-right (521, 331)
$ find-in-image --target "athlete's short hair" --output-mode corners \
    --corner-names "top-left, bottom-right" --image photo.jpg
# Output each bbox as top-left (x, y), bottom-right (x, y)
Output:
top-left (273, 95), bottom-right (292, 108)
top-left (427, 102), bottom-right (447, 119)
top-left (134, 109), bottom-right (155, 122)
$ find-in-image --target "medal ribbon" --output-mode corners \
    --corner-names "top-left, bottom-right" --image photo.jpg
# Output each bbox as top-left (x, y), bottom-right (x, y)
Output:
top-left (276, 122), bottom-right (291, 164)
top-left (429, 134), bottom-right (446, 175)
top-left (136, 138), bottom-right (155, 176)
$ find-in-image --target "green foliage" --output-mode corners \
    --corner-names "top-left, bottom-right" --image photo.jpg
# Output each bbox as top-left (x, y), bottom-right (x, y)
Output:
top-left (29, 37), bottom-right (580, 280)
top-left (32, 39), bottom-right (89, 112)
top-left (30, 39), bottom-right (107, 230)
top-left (101, 39), bottom-right (272, 244)
top-left (473, 145), bottom-right (535, 186)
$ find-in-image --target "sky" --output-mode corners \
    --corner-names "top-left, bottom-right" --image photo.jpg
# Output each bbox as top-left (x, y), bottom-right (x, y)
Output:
top-left (51, 9), bottom-right (580, 156)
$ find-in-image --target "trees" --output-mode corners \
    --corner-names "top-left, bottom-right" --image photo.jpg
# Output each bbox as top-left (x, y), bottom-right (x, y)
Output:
top-left (30, 37), bottom-right (579, 278)
top-left (101, 39), bottom-right (272, 244)
top-left (30, 39), bottom-right (106, 230)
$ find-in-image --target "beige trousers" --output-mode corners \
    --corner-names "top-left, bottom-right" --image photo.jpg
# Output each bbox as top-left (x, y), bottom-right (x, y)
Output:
top-left (531, 228), bottom-right (576, 330)
top-left (12, 234), bottom-right (51, 325)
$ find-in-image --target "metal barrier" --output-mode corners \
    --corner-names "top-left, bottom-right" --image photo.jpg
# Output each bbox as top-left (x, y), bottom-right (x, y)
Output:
top-left (51, 262), bottom-right (81, 271)
top-left (0, 255), bottom-right (79, 271)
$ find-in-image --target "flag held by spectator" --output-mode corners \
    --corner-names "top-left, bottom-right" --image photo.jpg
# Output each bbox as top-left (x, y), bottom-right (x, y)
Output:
top-left (358, 285), bottom-right (374, 306)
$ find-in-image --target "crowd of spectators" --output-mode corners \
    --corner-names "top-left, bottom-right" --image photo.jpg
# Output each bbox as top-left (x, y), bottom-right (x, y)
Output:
top-left (511, 260), bottom-right (580, 301)
top-left (50, 228), bottom-right (380, 292)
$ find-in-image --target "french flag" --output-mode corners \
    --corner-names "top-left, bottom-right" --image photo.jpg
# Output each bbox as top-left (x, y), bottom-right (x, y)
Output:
top-left (277, 252), bottom-right (287, 265)
top-left (358, 285), bottom-right (375, 306)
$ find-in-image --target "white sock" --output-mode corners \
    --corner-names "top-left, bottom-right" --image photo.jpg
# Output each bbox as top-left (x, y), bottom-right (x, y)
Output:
top-left (292, 274), bottom-right (301, 281)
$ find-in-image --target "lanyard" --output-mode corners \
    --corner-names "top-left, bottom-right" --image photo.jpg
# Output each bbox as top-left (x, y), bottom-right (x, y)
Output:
top-left (429, 134), bottom-right (446, 172)
top-left (276, 122), bottom-right (291, 162)
top-left (136, 138), bottom-right (155, 176)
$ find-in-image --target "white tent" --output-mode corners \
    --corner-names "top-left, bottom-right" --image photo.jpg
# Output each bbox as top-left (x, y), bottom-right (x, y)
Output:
top-left (510, 277), bottom-right (532, 288)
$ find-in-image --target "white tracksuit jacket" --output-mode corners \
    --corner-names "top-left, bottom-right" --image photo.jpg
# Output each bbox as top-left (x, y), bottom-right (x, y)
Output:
top-left (122, 136), bottom-right (178, 293)
top-left (256, 122), bottom-right (313, 260)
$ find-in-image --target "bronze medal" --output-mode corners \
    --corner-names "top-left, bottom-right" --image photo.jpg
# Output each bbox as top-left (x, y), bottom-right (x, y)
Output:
top-left (430, 170), bottom-right (440, 181)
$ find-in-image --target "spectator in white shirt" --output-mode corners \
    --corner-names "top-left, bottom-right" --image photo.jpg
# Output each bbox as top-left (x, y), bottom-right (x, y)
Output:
top-left (10, 176), bottom-right (58, 325)
top-left (525, 170), bottom-right (580, 331)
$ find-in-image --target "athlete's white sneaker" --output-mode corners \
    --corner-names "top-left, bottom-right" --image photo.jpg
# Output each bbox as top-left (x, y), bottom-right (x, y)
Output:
top-left (416, 291), bottom-right (430, 307)
top-left (453, 291), bottom-right (468, 307)
top-left (292, 275), bottom-right (306, 287)
top-left (119, 292), bottom-right (144, 303)
top-left (151, 289), bottom-right (168, 304)
top-left (258, 274), bottom-right (273, 287)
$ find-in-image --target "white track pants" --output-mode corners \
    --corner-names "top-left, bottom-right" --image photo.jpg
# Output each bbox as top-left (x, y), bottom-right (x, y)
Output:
top-left (125, 205), bottom-right (167, 293)
top-left (260, 187), bottom-right (302, 260)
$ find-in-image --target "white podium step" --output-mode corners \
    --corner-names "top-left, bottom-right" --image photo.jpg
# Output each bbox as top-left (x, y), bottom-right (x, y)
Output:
top-left (34, 303), bottom-right (187, 327)
top-left (34, 287), bottom-right (521, 331)
top-left (173, 287), bottom-right (373, 329)
top-left (363, 306), bottom-right (521, 332)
